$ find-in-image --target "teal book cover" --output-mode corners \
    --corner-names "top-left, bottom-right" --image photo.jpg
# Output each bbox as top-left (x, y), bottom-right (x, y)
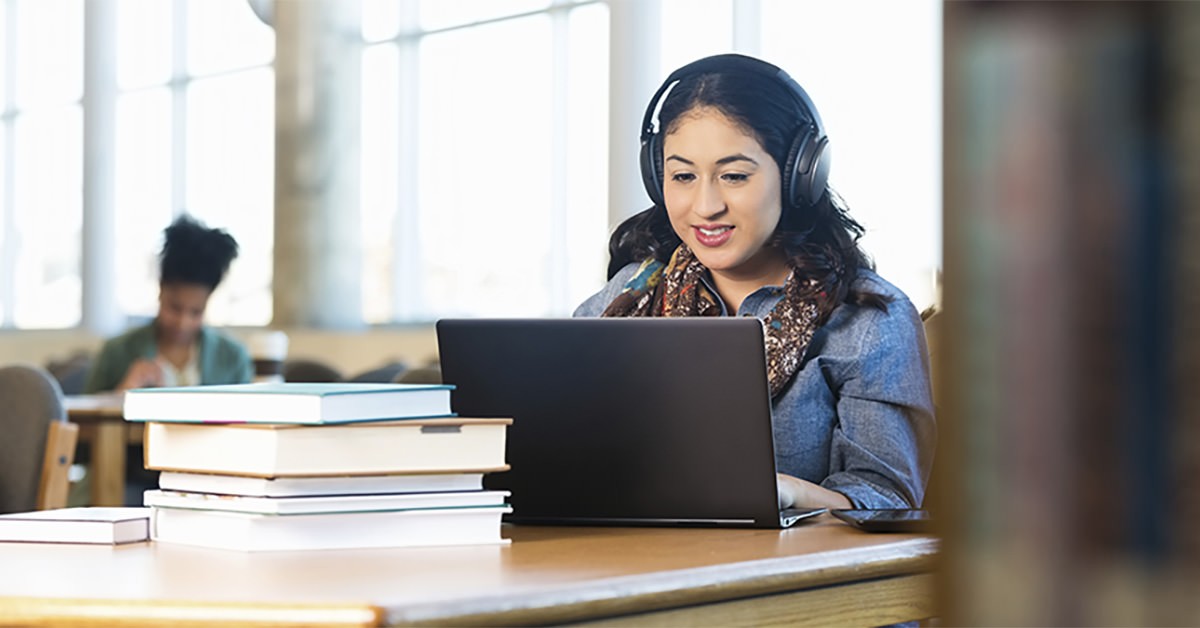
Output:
top-left (127, 382), bottom-right (454, 396)
top-left (123, 382), bottom-right (457, 424)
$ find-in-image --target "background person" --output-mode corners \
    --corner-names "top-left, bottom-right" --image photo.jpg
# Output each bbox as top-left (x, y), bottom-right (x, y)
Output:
top-left (84, 215), bottom-right (252, 393)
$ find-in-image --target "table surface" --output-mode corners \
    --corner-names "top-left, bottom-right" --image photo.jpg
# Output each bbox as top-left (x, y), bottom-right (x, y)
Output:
top-left (0, 517), bottom-right (937, 626)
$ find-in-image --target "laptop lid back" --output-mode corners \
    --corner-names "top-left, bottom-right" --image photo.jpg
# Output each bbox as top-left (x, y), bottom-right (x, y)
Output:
top-left (436, 318), bottom-right (785, 528)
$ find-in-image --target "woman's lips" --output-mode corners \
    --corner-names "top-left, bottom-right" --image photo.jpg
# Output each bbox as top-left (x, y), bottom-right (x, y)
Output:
top-left (694, 225), bottom-right (733, 247)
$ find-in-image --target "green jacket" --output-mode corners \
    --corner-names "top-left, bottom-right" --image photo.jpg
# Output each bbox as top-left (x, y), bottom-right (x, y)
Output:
top-left (83, 322), bottom-right (253, 393)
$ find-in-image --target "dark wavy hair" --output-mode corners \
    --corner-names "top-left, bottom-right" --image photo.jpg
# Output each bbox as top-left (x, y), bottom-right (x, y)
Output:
top-left (159, 214), bottom-right (239, 291)
top-left (608, 67), bottom-right (888, 322)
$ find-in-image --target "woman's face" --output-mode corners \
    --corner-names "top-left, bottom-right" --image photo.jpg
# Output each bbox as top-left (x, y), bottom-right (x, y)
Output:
top-left (661, 107), bottom-right (785, 280)
top-left (157, 282), bottom-right (211, 346)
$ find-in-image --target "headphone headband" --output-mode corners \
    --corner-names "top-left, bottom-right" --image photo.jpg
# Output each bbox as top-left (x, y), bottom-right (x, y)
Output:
top-left (640, 54), bottom-right (824, 141)
top-left (638, 53), bottom-right (831, 209)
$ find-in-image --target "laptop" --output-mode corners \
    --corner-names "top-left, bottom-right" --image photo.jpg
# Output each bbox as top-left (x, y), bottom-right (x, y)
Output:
top-left (436, 317), bottom-right (825, 529)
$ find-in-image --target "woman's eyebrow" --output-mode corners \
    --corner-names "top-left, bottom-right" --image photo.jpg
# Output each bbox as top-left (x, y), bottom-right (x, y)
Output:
top-left (716, 154), bottom-right (758, 166)
top-left (664, 154), bottom-right (759, 166)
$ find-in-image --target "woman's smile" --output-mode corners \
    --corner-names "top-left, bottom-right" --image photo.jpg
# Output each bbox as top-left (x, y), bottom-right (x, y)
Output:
top-left (693, 224), bottom-right (734, 247)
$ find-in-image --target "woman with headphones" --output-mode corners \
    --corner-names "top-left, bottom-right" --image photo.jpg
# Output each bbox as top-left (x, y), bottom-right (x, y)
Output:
top-left (575, 54), bottom-right (935, 511)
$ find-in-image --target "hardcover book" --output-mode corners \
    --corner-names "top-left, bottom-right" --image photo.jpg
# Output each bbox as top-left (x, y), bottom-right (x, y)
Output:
top-left (144, 418), bottom-right (511, 477)
top-left (150, 505), bottom-right (512, 551)
top-left (143, 489), bottom-right (510, 515)
top-left (156, 471), bottom-right (486, 497)
top-left (0, 507), bottom-right (151, 545)
top-left (123, 382), bottom-right (455, 424)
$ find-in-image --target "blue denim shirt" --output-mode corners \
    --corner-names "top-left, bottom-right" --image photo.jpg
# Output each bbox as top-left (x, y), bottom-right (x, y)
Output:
top-left (574, 263), bottom-right (936, 509)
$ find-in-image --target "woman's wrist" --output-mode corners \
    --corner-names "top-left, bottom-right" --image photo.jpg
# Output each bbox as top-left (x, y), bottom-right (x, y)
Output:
top-left (778, 473), bottom-right (853, 510)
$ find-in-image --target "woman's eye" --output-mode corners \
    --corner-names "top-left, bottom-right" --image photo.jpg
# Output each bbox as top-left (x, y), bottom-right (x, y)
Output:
top-left (722, 172), bottom-right (749, 183)
top-left (670, 172), bottom-right (696, 183)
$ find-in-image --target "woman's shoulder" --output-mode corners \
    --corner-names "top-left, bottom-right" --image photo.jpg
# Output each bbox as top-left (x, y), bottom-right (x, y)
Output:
top-left (573, 263), bottom-right (642, 317)
top-left (199, 327), bottom-right (251, 358)
top-left (827, 269), bottom-right (925, 341)
top-left (851, 268), bottom-right (912, 306)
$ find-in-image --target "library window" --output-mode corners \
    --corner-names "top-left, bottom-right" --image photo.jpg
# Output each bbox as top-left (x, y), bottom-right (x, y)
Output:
top-left (1, 0), bottom-right (85, 329)
top-left (360, 0), bottom-right (609, 322)
top-left (113, 0), bottom-right (274, 327)
top-left (0, 0), bottom-right (274, 330)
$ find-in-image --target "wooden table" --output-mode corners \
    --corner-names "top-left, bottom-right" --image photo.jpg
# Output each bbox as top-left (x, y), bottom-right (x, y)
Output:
top-left (63, 394), bottom-right (138, 507)
top-left (0, 518), bottom-right (937, 626)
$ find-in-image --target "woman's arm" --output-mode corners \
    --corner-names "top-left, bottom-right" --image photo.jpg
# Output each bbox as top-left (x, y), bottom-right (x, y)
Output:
top-left (821, 298), bottom-right (937, 509)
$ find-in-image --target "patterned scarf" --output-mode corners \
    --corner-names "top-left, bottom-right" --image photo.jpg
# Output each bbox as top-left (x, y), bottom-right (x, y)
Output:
top-left (601, 245), bottom-right (820, 398)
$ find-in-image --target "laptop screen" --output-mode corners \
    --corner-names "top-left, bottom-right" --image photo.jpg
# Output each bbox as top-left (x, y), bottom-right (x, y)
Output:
top-left (437, 317), bottom-right (793, 528)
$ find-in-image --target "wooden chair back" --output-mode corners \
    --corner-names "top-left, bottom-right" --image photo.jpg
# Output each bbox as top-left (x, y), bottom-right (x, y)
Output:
top-left (0, 364), bottom-right (75, 513)
top-left (38, 421), bottom-right (79, 510)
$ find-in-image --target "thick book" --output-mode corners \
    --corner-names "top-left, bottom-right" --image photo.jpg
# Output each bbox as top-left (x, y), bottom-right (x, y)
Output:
top-left (123, 382), bottom-right (455, 424)
top-left (0, 507), bottom-right (150, 545)
top-left (144, 418), bottom-right (511, 477)
top-left (143, 489), bottom-right (510, 515)
top-left (157, 471), bottom-right (486, 497)
top-left (150, 505), bottom-right (512, 551)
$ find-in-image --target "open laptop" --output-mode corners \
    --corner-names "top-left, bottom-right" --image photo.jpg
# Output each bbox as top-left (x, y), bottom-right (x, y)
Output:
top-left (436, 318), bottom-right (825, 529)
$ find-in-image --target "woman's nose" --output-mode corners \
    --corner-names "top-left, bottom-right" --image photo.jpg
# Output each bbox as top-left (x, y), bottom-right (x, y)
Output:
top-left (694, 181), bottom-right (725, 218)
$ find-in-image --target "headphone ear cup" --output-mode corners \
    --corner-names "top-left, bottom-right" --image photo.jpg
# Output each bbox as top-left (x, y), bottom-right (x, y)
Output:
top-left (639, 133), bottom-right (665, 208)
top-left (783, 126), bottom-right (831, 207)
top-left (782, 127), bottom-right (811, 208)
top-left (805, 138), bottom-right (831, 205)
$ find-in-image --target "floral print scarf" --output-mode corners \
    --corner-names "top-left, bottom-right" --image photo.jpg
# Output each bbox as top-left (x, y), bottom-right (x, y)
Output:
top-left (601, 244), bottom-right (820, 398)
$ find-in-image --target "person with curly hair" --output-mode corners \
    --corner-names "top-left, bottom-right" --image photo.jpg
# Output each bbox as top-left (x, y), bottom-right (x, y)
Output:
top-left (84, 215), bottom-right (252, 392)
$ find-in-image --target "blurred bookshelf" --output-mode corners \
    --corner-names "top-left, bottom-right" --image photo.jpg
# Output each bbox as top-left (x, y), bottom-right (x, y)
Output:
top-left (940, 1), bottom-right (1200, 624)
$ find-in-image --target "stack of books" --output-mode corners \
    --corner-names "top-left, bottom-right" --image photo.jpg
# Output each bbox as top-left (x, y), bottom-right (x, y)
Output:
top-left (123, 382), bottom-right (512, 552)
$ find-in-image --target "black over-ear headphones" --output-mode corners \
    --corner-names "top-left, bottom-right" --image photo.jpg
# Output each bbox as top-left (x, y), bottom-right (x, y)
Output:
top-left (638, 53), bottom-right (831, 211)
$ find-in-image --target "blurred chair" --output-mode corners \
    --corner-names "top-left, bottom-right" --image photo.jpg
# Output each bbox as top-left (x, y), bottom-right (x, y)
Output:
top-left (921, 304), bottom-right (942, 412)
top-left (392, 365), bottom-right (442, 385)
top-left (282, 358), bottom-right (344, 383)
top-left (920, 305), bottom-right (943, 513)
top-left (348, 361), bottom-right (409, 384)
top-left (45, 351), bottom-right (92, 396)
top-left (0, 364), bottom-right (79, 514)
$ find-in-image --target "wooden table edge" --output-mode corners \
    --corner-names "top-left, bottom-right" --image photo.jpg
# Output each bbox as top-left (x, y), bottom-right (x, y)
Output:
top-left (0, 536), bottom-right (938, 627)
top-left (0, 597), bottom-right (385, 627)
top-left (387, 536), bottom-right (940, 626)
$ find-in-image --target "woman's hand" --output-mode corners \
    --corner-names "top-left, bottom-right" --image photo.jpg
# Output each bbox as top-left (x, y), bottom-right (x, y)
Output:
top-left (117, 358), bottom-right (165, 391)
top-left (776, 473), bottom-right (852, 510)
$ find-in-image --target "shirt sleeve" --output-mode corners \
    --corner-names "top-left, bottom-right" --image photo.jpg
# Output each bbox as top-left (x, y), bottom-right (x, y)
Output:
top-left (207, 333), bottom-right (255, 385)
top-left (820, 299), bottom-right (937, 509)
